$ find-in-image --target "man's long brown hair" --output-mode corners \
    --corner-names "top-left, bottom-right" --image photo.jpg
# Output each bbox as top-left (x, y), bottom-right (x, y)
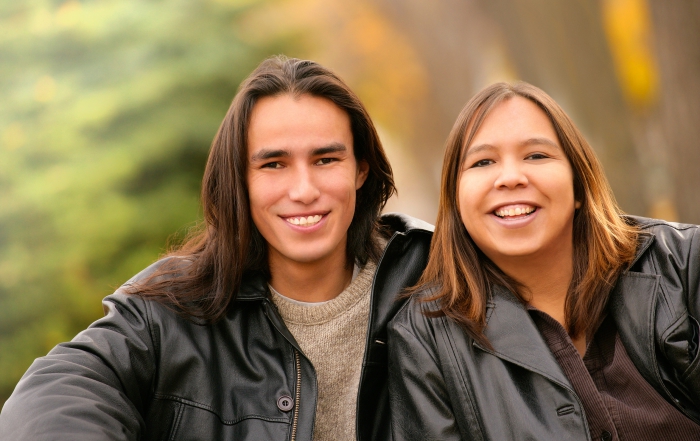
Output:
top-left (413, 82), bottom-right (638, 343)
top-left (127, 56), bottom-right (395, 322)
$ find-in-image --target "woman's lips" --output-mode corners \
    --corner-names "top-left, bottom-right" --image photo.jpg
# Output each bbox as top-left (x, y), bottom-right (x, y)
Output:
top-left (493, 204), bottom-right (536, 219)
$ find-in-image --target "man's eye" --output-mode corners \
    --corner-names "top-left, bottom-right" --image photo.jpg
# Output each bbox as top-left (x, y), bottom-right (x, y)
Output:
top-left (471, 159), bottom-right (493, 168)
top-left (261, 161), bottom-right (282, 169)
top-left (316, 157), bottom-right (337, 165)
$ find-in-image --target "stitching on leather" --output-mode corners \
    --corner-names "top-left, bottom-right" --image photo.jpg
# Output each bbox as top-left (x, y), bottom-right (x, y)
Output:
top-left (439, 319), bottom-right (487, 441)
top-left (153, 394), bottom-right (290, 425)
top-left (168, 401), bottom-right (184, 441)
top-left (556, 405), bottom-right (575, 416)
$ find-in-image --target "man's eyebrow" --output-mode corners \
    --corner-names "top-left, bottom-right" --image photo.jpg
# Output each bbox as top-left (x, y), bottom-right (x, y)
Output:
top-left (249, 148), bottom-right (291, 162)
top-left (311, 143), bottom-right (347, 156)
top-left (250, 143), bottom-right (348, 162)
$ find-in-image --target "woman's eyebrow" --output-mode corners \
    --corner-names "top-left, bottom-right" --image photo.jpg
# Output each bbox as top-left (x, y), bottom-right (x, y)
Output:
top-left (520, 137), bottom-right (559, 148)
top-left (464, 143), bottom-right (496, 157)
top-left (464, 144), bottom-right (496, 158)
top-left (466, 137), bottom-right (559, 157)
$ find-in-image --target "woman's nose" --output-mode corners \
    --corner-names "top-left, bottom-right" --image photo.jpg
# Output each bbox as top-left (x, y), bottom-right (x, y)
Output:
top-left (493, 159), bottom-right (529, 189)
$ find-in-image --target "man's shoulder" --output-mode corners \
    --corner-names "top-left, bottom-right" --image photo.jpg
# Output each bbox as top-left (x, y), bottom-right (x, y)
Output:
top-left (378, 212), bottom-right (434, 236)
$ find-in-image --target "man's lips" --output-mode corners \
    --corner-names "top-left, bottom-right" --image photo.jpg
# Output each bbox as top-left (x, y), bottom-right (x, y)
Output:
top-left (283, 214), bottom-right (325, 227)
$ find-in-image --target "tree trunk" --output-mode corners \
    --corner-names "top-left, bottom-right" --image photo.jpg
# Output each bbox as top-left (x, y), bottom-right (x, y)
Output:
top-left (647, 1), bottom-right (700, 223)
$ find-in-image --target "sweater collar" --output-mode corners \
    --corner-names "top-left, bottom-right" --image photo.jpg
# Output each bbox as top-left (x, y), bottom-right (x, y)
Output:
top-left (235, 213), bottom-right (433, 302)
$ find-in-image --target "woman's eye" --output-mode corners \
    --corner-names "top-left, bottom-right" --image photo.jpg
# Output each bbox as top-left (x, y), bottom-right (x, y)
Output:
top-left (471, 159), bottom-right (493, 168)
top-left (527, 153), bottom-right (549, 160)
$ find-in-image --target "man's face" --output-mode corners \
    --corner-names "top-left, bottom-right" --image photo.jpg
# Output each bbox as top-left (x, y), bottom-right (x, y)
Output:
top-left (246, 93), bottom-right (369, 271)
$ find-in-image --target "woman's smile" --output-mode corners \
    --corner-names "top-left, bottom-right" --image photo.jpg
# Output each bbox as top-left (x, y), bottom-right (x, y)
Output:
top-left (458, 96), bottom-right (578, 266)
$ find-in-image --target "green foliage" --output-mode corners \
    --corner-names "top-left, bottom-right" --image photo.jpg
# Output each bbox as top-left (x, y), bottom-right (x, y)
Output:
top-left (0, 0), bottom-right (296, 405)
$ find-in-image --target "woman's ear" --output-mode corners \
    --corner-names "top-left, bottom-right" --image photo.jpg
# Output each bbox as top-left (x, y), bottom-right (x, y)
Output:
top-left (575, 200), bottom-right (582, 209)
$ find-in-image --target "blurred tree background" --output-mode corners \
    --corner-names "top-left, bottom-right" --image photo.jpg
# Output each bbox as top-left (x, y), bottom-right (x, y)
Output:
top-left (1, 0), bottom-right (698, 406)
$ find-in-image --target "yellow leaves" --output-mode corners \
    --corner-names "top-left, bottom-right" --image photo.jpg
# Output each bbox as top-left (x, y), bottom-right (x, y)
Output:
top-left (56, 0), bottom-right (82, 28)
top-left (2, 123), bottom-right (25, 151)
top-left (34, 75), bottom-right (56, 102)
top-left (29, 1), bottom-right (83, 34)
top-left (209, 0), bottom-right (262, 7)
top-left (233, 0), bottom-right (429, 135)
top-left (602, 0), bottom-right (659, 110)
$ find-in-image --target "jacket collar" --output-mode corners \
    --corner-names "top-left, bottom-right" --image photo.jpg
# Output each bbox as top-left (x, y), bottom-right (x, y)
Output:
top-left (607, 219), bottom-right (660, 391)
top-left (475, 222), bottom-right (658, 388)
top-left (626, 216), bottom-right (656, 268)
top-left (475, 285), bottom-right (572, 388)
top-left (237, 271), bottom-right (269, 301)
top-left (234, 213), bottom-right (434, 302)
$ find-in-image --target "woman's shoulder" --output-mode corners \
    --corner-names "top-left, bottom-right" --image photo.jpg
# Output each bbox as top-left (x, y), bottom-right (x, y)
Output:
top-left (390, 285), bottom-right (444, 332)
top-left (625, 216), bottom-right (699, 273)
top-left (626, 215), bottom-right (698, 240)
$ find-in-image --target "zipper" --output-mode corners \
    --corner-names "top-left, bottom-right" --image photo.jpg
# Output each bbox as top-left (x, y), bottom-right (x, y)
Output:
top-left (291, 350), bottom-right (301, 441)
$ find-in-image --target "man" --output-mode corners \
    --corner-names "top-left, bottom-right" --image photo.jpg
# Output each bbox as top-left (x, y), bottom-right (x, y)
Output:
top-left (0, 56), bottom-right (432, 440)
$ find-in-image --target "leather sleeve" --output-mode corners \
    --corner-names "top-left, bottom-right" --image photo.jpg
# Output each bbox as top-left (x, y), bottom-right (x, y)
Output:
top-left (687, 226), bottom-right (700, 327)
top-left (388, 301), bottom-right (463, 441)
top-left (0, 292), bottom-right (155, 441)
top-left (684, 225), bottom-right (700, 400)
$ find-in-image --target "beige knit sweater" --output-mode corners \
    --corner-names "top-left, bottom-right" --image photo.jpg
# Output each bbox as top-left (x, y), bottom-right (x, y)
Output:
top-left (270, 260), bottom-right (376, 441)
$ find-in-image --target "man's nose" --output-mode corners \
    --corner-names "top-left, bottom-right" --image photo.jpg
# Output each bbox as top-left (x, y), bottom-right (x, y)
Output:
top-left (288, 166), bottom-right (321, 203)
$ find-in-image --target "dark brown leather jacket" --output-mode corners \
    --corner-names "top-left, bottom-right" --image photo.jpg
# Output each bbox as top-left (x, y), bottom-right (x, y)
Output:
top-left (0, 213), bottom-right (433, 441)
top-left (388, 216), bottom-right (700, 440)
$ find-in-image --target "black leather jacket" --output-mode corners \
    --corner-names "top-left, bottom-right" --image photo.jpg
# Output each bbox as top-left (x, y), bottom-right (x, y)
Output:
top-left (388, 216), bottom-right (700, 440)
top-left (0, 213), bottom-right (432, 441)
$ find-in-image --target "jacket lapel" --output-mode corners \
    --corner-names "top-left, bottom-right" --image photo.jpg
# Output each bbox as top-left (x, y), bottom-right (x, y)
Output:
top-left (475, 286), bottom-right (572, 388)
top-left (608, 270), bottom-right (662, 390)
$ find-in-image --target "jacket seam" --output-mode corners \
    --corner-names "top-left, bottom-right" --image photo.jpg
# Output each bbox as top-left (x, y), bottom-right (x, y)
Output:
top-left (152, 393), bottom-right (290, 425)
top-left (168, 401), bottom-right (185, 441)
top-left (437, 319), bottom-right (486, 441)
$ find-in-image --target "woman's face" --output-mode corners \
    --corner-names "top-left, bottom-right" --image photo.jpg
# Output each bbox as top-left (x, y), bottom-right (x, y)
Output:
top-left (457, 96), bottom-right (578, 267)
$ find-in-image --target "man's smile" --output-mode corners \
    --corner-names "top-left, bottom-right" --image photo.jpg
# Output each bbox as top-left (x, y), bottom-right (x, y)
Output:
top-left (284, 214), bottom-right (324, 227)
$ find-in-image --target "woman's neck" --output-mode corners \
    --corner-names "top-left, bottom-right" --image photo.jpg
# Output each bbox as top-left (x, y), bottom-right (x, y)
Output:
top-left (492, 245), bottom-right (573, 326)
top-left (492, 245), bottom-right (588, 356)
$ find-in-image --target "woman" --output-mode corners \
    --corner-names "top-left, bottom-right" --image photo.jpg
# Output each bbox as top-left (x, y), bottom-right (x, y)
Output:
top-left (388, 82), bottom-right (700, 440)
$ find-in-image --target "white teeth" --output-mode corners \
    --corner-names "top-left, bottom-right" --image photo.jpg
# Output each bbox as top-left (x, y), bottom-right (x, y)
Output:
top-left (495, 206), bottom-right (535, 218)
top-left (286, 215), bottom-right (323, 227)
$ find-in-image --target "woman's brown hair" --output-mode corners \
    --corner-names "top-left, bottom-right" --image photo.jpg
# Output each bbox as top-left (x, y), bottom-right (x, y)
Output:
top-left (414, 81), bottom-right (639, 343)
top-left (127, 56), bottom-right (395, 322)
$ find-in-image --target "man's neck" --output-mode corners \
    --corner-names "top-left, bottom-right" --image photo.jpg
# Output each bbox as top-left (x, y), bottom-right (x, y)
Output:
top-left (268, 251), bottom-right (354, 303)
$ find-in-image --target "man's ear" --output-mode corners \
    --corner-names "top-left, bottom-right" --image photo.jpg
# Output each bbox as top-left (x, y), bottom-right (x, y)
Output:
top-left (355, 160), bottom-right (369, 190)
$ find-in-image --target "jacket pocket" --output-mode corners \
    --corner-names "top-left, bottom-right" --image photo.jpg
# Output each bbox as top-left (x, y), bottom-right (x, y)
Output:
top-left (144, 395), bottom-right (293, 441)
top-left (680, 316), bottom-right (700, 394)
top-left (142, 399), bottom-right (185, 441)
